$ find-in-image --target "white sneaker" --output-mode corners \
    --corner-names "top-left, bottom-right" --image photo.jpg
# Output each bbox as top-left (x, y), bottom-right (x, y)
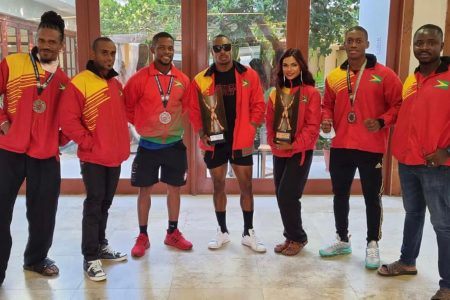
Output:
top-left (365, 240), bottom-right (380, 269)
top-left (319, 235), bottom-right (352, 257)
top-left (241, 229), bottom-right (266, 253)
top-left (83, 259), bottom-right (106, 282)
top-left (208, 227), bottom-right (230, 249)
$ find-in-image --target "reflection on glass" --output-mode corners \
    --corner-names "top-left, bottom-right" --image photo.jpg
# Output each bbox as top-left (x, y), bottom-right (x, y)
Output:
top-left (207, 0), bottom-right (287, 179)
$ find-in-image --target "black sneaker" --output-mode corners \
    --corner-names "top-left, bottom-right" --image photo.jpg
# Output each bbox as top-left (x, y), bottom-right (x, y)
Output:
top-left (83, 259), bottom-right (106, 282)
top-left (98, 245), bottom-right (127, 262)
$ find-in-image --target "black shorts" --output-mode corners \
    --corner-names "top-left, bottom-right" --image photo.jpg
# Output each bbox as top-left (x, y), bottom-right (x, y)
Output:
top-left (131, 141), bottom-right (188, 187)
top-left (204, 142), bottom-right (253, 169)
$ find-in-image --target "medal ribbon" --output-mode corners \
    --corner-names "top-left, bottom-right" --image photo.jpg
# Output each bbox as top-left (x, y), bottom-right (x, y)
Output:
top-left (154, 75), bottom-right (174, 109)
top-left (346, 59), bottom-right (367, 108)
top-left (29, 52), bottom-right (56, 95)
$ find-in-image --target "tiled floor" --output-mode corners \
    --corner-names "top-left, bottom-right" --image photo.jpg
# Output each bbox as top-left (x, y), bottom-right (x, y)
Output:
top-left (0, 194), bottom-right (440, 300)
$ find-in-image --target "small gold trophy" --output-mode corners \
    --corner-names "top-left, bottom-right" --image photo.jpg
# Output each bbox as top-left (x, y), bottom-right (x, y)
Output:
top-left (198, 89), bottom-right (227, 144)
top-left (273, 89), bottom-right (300, 143)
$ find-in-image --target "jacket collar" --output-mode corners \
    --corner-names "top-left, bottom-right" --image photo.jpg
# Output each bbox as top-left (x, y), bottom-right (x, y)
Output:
top-left (204, 61), bottom-right (247, 77)
top-left (340, 53), bottom-right (377, 70)
top-left (147, 62), bottom-right (175, 76)
top-left (86, 60), bottom-right (118, 80)
top-left (414, 56), bottom-right (450, 74)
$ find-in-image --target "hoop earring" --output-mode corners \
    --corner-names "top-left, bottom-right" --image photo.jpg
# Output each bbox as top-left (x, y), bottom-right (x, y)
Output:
top-left (284, 75), bottom-right (287, 86)
top-left (300, 71), bottom-right (303, 84)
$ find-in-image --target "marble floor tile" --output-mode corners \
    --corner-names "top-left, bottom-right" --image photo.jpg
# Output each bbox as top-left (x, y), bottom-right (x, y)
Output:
top-left (0, 195), bottom-right (441, 300)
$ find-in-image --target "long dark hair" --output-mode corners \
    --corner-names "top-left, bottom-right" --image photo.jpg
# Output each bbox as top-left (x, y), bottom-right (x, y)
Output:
top-left (275, 48), bottom-right (315, 88)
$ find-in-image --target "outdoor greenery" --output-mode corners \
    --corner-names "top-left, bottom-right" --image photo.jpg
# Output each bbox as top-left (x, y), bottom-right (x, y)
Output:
top-left (100, 0), bottom-right (359, 57)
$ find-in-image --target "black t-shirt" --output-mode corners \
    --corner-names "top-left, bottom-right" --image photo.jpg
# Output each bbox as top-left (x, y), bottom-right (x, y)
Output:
top-left (214, 66), bottom-right (236, 142)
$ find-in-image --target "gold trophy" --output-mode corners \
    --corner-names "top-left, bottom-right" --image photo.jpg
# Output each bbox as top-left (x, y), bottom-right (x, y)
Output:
top-left (198, 89), bottom-right (227, 144)
top-left (273, 89), bottom-right (299, 143)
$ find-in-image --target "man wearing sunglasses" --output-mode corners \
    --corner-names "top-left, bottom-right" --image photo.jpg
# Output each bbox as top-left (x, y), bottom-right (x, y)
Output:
top-left (189, 34), bottom-right (266, 252)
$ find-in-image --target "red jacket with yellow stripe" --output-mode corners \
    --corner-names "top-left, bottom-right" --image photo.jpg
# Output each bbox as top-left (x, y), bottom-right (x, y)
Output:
top-left (188, 62), bottom-right (265, 155)
top-left (124, 63), bottom-right (190, 144)
top-left (0, 49), bottom-right (69, 159)
top-left (266, 85), bottom-right (321, 160)
top-left (322, 54), bottom-right (402, 154)
top-left (392, 57), bottom-right (450, 166)
top-left (59, 61), bottom-right (130, 167)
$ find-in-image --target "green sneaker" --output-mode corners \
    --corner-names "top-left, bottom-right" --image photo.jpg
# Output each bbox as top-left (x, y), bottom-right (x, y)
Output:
top-left (319, 235), bottom-right (352, 257)
top-left (365, 240), bottom-right (380, 269)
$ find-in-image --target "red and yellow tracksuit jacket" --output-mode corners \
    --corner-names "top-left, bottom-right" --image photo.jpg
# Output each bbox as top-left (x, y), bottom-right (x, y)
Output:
top-left (392, 56), bottom-right (450, 166)
top-left (59, 61), bottom-right (130, 167)
top-left (0, 48), bottom-right (69, 159)
top-left (124, 63), bottom-right (190, 144)
top-left (322, 54), bottom-right (403, 154)
top-left (188, 62), bottom-right (265, 156)
top-left (266, 84), bottom-right (321, 163)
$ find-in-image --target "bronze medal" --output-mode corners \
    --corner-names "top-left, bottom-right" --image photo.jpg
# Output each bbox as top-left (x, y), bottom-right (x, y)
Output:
top-left (33, 99), bottom-right (46, 113)
top-left (159, 111), bottom-right (171, 124)
top-left (347, 111), bottom-right (356, 123)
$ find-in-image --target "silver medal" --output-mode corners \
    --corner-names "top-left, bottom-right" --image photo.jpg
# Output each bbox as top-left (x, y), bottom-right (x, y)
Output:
top-left (159, 111), bottom-right (171, 124)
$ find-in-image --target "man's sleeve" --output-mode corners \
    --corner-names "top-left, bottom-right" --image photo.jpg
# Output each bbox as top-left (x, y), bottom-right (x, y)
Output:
top-left (59, 82), bottom-right (93, 151)
top-left (378, 69), bottom-right (403, 127)
top-left (187, 79), bottom-right (203, 133)
top-left (321, 78), bottom-right (335, 121)
top-left (249, 72), bottom-right (265, 125)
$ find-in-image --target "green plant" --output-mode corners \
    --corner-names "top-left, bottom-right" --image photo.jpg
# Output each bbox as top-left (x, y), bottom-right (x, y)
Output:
top-left (316, 135), bottom-right (331, 150)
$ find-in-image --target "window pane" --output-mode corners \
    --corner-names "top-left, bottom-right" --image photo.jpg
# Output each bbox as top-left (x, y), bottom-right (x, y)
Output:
top-left (7, 27), bottom-right (17, 54)
top-left (20, 29), bottom-right (28, 53)
top-left (308, 0), bottom-right (390, 179)
top-left (100, 0), bottom-right (183, 179)
top-left (207, 0), bottom-right (287, 179)
top-left (1, 1), bottom-right (78, 179)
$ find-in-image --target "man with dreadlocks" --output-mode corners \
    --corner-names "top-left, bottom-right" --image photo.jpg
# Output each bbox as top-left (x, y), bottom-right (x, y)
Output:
top-left (0, 11), bottom-right (69, 284)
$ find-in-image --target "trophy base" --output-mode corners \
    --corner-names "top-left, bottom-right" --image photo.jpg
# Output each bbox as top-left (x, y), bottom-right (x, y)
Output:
top-left (274, 131), bottom-right (292, 144)
top-left (209, 133), bottom-right (226, 145)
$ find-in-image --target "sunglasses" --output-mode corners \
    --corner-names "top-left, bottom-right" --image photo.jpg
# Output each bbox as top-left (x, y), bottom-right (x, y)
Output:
top-left (212, 43), bottom-right (232, 53)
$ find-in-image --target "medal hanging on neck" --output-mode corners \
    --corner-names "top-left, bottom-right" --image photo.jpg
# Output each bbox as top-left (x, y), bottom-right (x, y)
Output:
top-left (155, 75), bottom-right (174, 125)
top-left (346, 60), bottom-right (367, 123)
top-left (29, 52), bottom-right (56, 113)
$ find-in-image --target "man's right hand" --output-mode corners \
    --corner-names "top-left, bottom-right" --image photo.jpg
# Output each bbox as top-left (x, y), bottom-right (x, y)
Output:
top-left (0, 121), bottom-right (10, 135)
top-left (321, 119), bottom-right (333, 133)
top-left (200, 134), bottom-right (211, 147)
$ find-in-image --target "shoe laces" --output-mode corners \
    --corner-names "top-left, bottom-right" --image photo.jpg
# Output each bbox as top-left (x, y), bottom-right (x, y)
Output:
top-left (136, 234), bottom-right (148, 244)
top-left (101, 245), bottom-right (118, 256)
top-left (88, 260), bottom-right (103, 273)
top-left (366, 246), bottom-right (379, 258)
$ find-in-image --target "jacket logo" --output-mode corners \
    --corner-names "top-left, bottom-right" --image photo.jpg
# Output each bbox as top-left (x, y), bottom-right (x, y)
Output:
top-left (434, 80), bottom-right (449, 90)
top-left (174, 80), bottom-right (184, 88)
top-left (242, 80), bottom-right (249, 87)
top-left (369, 75), bottom-right (382, 83)
top-left (301, 95), bottom-right (308, 103)
top-left (119, 90), bottom-right (123, 97)
top-left (59, 84), bottom-right (66, 90)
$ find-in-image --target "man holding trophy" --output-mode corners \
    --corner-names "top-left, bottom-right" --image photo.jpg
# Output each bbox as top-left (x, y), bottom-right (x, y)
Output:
top-left (189, 34), bottom-right (266, 252)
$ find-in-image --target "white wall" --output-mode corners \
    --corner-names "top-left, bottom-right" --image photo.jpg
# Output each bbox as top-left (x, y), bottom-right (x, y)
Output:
top-left (409, 0), bottom-right (447, 73)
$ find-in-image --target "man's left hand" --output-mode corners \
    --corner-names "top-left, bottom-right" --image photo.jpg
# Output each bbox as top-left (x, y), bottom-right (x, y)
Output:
top-left (425, 148), bottom-right (449, 167)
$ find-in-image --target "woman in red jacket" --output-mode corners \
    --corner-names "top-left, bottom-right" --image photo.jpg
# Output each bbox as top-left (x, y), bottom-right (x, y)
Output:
top-left (266, 48), bottom-right (321, 256)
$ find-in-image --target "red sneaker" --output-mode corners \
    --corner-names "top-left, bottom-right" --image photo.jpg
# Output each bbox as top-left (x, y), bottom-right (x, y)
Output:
top-left (131, 233), bottom-right (150, 257)
top-left (164, 229), bottom-right (193, 250)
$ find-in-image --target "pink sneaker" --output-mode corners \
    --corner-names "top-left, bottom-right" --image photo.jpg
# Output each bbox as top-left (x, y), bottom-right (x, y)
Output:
top-left (131, 233), bottom-right (150, 257)
top-left (164, 229), bottom-right (193, 250)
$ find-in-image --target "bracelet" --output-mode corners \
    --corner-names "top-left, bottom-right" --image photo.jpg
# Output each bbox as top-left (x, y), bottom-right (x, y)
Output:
top-left (0, 120), bottom-right (9, 127)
